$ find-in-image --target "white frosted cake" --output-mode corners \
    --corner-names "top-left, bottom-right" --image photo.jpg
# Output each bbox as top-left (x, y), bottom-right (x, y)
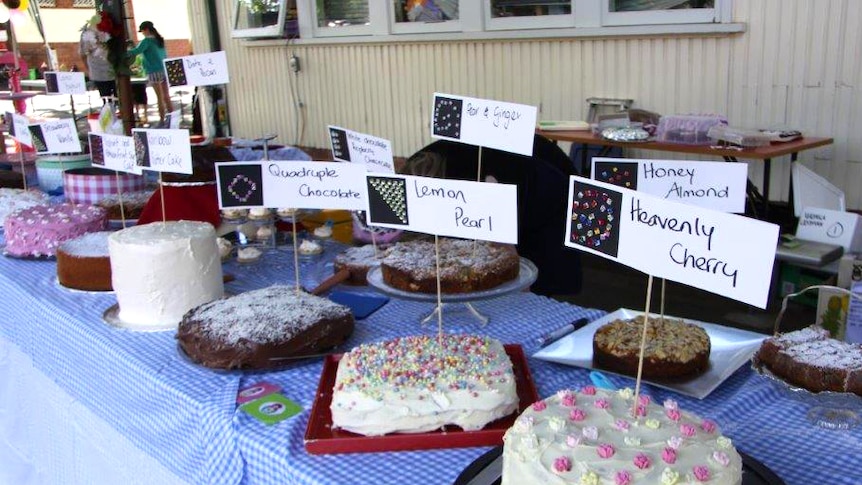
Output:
top-left (502, 387), bottom-right (742, 485)
top-left (108, 221), bottom-right (224, 329)
top-left (331, 334), bottom-right (518, 436)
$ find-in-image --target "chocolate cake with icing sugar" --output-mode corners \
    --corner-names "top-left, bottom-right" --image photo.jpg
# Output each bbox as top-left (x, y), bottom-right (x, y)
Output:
top-left (330, 334), bottom-right (518, 436)
top-left (593, 316), bottom-right (711, 379)
top-left (380, 238), bottom-right (520, 293)
top-left (333, 244), bottom-right (383, 285)
top-left (109, 221), bottom-right (224, 329)
top-left (177, 286), bottom-right (354, 370)
top-left (502, 387), bottom-right (742, 485)
top-left (753, 326), bottom-right (862, 395)
top-left (4, 202), bottom-right (108, 257)
top-left (56, 231), bottom-right (113, 291)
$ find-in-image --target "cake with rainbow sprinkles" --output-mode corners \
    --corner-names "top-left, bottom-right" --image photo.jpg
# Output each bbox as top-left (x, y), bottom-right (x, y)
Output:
top-left (502, 387), bottom-right (742, 485)
top-left (330, 334), bottom-right (518, 436)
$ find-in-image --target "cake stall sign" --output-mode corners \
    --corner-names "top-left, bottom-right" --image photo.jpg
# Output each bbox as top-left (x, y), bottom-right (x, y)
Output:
top-left (43, 71), bottom-right (87, 94)
top-left (164, 51), bottom-right (229, 88)
top-left (431, 93), bottom-right (537, 156)
top-left (328, 125), bottom-right (394, 173)
top-left (591, 157), bottom-right (748, 213)
top-left (215, 161), bottom-right (368, 211)
top-left (564, 176), bottom-right (779, 308)
top-left (131, 129), bottom-right (193, 174)
top-left (6, 111), bottom-right (32, 147)
top-left (28, 118), bottom-right (82, 154)
top-left (365, 174), bottom-right (518, 245)
top-left (89, 133), bottom-right (140, 175)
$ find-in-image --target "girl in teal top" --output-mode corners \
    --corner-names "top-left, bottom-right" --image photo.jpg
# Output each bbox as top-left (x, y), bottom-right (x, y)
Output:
top-left (127, 21), bottom-right (171, 124)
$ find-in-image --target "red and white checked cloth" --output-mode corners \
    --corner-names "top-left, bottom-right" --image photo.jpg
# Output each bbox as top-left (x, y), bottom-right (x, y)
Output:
top-left (63, 171), bottom-right (146, 204)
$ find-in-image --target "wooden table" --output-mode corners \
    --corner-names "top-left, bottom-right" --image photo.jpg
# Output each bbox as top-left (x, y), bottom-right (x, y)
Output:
top-left (538, 129), bottom-right (834, 219)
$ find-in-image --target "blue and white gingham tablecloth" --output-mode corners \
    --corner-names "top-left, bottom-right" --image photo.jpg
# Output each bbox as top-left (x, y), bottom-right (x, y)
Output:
top-left (0, 238), bottom-right (860, 485)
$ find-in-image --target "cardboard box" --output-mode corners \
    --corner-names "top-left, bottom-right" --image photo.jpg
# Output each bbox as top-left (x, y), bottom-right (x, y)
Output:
top-left (795, 207), bottom-right (862, 252)
top-left (778, 264), bottom-right (837, 308)
top-left (837, 253), bottom-right (862, 289)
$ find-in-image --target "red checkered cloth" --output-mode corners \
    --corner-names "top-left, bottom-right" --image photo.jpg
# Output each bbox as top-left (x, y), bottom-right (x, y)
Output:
top-left (63, 171), bottom-right (146, 204)
top-left (137, 183), bottom-right (221, 228)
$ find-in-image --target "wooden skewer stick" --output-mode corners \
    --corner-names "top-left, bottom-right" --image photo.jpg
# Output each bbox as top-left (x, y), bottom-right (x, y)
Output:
top-left (114, 171), bottom-right (127, 228)
top-left (632, 274), bottom-right (654, 419)
top-left (292, 211), bottom-right (301, 294)
top-left (660, 278), bottom-right (666, 322)
top-left (18, 150), bottom-right (27, 190)
top-left (435, 234), bottom-right (443, 342)
top-left (158, 172), bottom-right (166, 223)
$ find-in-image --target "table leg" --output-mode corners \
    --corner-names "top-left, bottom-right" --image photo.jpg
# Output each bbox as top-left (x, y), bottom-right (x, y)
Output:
top-left (788, 153), bottom-right (798, 214)
top-left (580, 143), bottom-right (589, 175)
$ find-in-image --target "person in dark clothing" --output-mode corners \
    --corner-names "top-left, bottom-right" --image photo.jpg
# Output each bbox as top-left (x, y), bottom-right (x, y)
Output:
top-left (402, 135), bottom-right (582, 297)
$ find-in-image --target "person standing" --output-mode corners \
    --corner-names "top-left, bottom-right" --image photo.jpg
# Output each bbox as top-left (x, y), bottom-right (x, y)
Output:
top-left (127, 21), bottom-right (171, 123)
top-left (79, 19), bottom-right (115, 102)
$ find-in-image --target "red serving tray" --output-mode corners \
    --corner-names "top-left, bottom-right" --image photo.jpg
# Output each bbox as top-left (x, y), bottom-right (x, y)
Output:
top-left (304, 344), bottom-right (538, 455)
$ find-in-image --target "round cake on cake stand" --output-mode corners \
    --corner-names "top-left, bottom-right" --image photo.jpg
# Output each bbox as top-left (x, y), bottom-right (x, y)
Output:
top-left (366, 258), bottom-right (538, 326)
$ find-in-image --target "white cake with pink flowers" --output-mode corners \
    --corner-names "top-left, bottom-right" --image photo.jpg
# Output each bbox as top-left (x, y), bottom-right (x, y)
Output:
top-left (502, 387), bottom-right (742, 485)
top-left (3, 202), bottom-right (108, 257)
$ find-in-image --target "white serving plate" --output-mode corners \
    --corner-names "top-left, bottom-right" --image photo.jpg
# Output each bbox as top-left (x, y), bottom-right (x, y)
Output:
top-left (533, 308), bottom-right (767, 399)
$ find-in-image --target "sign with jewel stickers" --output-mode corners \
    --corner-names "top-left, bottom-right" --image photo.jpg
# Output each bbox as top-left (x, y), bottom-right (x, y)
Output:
top-left (565, 176), bottom-right (779, 308)
top-left (6, 111), bottom-right (32, 147)
top-left (131, 128), bottom-right (193, 174)
top-left (43, 71), bottom-right (87, 94)
top-left (431, 93), bottom-right (537, 156)
top-left (89, 133), bottom-right (141, 175)
top-left (592, 157), bottom-right (748, 213)
top-left (328, 125), bottom-right (394, 173)
top-left (164, 51), bottom-right (229, 87)
top-left (365, 174), bottom-right (518, 244)
top-left (215, 161), bottom-right (368, 210)
top-left (28, 118), bottom-right (81, 154)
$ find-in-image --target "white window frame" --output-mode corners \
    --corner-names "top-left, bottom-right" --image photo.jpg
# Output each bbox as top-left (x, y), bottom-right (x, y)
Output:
top-left (232, 0), bottom-right (290, 39)
top-left (602, 0), bottom-right (729, 26)
top-left (283, 0), bottom-right (738, 44)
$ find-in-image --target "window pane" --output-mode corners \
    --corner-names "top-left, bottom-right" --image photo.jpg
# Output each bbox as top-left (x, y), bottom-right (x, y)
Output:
top-left (490, 0), bottom-right (571, 18)
top-left (609, 0), bottom-right (714, 12)
top-left (393, 1), bottom-right (458, 23)
top-left (235, 0), bottom-right (283, 30)
top-left (317, 0), bottom-right (370, 27)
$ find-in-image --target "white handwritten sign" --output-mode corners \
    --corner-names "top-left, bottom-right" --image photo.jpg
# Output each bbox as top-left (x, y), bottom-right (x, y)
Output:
top-left (564, 176), bottom-right (779, 308)
top-left (365, 174), bottom-right (518, 244)
top-left (89, 133), bottom-right (140, 175)
top-left (431, 93), bottom-right (537, 156)
top-left (164, 51), bottom-right (229, 88)
top-left (6, 111), bottom-right (32, 147)
top-left (796, 207), bottom-right (862, 252)
top-left (328, 125), bottom-right (394, 173)
top-left (215, 161), bottom-right (368, 211)
top-left (592, 158), bottom-right (748, 213)
top-left (131, 128), bottom-right (192, 174)
top-left (44, 71), bottom-right (87, 95)
top-left (29, 118), bottom-right (81, 154)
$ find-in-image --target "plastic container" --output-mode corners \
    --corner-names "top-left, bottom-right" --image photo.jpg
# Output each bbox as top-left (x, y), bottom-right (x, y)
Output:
top-left (706, 125), bottom-right (771, 148)
top-left (655, 115), bottom-right (728, 145)
top-left (35, 154), bottom-right (92, 193)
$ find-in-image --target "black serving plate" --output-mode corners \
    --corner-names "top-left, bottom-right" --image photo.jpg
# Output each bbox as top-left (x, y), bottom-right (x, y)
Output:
top-left (453, 446), bottom-right (784, 485)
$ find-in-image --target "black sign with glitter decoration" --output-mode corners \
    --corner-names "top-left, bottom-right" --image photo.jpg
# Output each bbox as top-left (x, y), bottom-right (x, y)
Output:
top-left (133, 132), bottom-right (150, 168)
top-left (367, 175), bottom-right (409, 226)
top-left (44, 72), bottom-right (59, 93)
top-left (569, 180), bottom-right (621, 258)
top-left (329, 127), bottom-right (350, 162)
top-left (594, 161), bottom-right (638, 190)
top-left (89, 133), bottom-right (105, 166)
top-left (27, 125), bottom-right (47, 152)
top-left (165, 59), bottom-right (188, 87)
top-left (218, 163), bottom-right (264, 207)
top-left (432, 95), bottom-right (462, 139)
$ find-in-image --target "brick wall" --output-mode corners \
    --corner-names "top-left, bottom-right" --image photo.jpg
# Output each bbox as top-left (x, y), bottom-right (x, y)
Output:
top-left (18, 39), bottom-right (191, 79)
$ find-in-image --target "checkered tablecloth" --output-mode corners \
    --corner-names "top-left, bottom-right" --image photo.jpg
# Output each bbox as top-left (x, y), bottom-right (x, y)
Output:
top-left (0, 240), bottom-right (860, 485)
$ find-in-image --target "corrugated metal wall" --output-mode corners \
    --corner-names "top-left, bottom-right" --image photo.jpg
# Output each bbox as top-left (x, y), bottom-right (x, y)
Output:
top-left (189, 0), bottom-right (862, 209)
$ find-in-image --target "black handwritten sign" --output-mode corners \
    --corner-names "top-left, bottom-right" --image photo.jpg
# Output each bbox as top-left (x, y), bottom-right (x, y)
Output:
top-left (28, 119), bottom-right (81, 154)
top-left (131, 129), bottom-right (193, 174)
top-left (163, 51), bottom-right (230, 87)
top-left (367, 175), bottom-right (409, 226)
top-left (329, 127), bottom-right (350, 162)
top-left (431, 92), bottom-right (538, 156)
top-left (565, 175), bottom-right (779, 309)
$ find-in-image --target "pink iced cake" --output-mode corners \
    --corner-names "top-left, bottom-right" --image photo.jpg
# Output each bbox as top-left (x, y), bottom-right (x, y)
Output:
top-left (4, 203), bottom-right (108, 257)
